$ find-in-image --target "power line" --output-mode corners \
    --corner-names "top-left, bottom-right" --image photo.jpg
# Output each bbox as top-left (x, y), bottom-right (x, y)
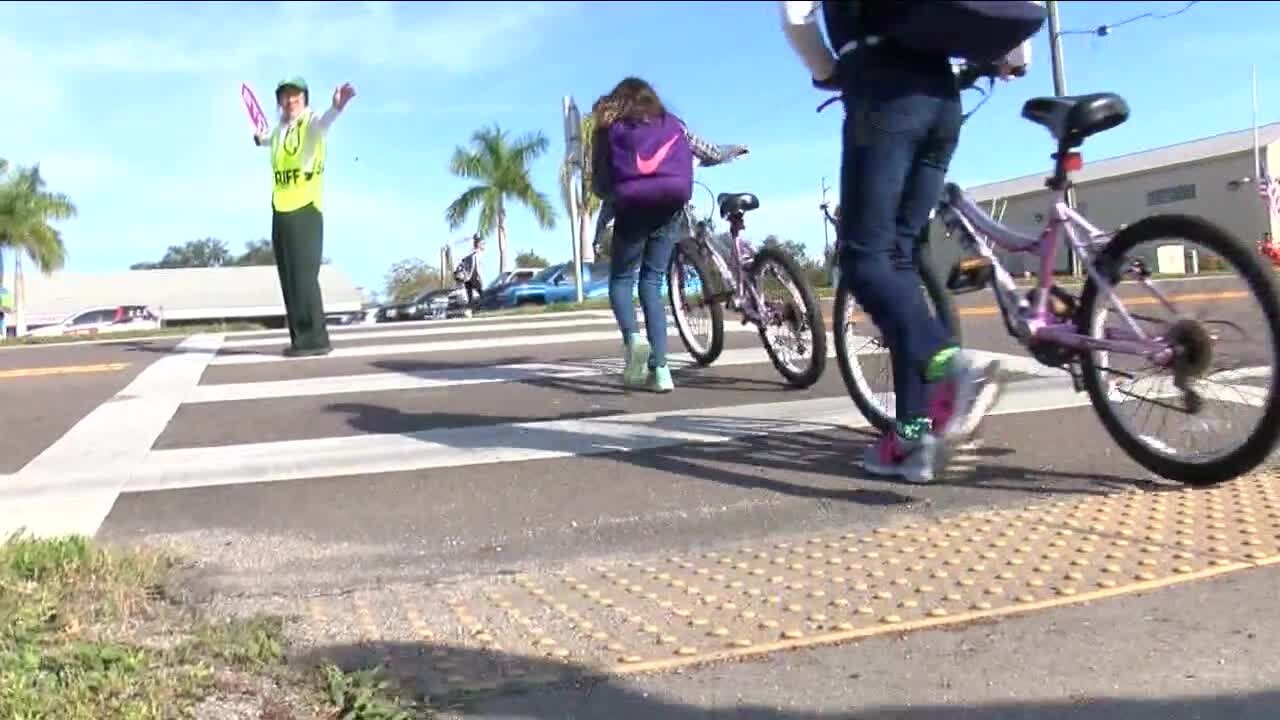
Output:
top-left (1059, 0), bottom-right (1200, 37)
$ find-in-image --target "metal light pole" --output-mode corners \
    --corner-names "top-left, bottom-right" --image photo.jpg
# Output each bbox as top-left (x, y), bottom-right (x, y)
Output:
top-left (821, 177), bottom-right (838, 288)
top-left (1047, 0), bottom-right (1081, 277)
top-left (562, 96), bottom-right (585, 304)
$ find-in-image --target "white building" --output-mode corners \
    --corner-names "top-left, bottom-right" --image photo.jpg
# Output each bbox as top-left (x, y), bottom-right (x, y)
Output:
top-left (12, 264), bottom-right (363, 331)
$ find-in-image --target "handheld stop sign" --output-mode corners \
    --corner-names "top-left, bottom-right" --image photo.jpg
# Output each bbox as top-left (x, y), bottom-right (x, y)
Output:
top-left (241, 83), bottom-right (268, 136)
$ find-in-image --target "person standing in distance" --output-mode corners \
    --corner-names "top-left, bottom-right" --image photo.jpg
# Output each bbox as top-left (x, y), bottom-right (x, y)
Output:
top-left (779, 1), bottom-right (1038, 482)
top-left (253, 77), bottom-right (356, 357)
top-left (456, 234), bottom-right (486, 307)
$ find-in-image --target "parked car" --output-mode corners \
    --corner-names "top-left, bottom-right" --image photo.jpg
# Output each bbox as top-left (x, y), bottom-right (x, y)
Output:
top-left (476, 267), bottom-right (541, 310)
top-left (26, 305), bottom-right (161, 338)
top-left (495, 262), bottom-right (611, 308)
top-left (376, 300), bottom-right (416, 322)
top-left (412, 288), bottom-right (461, 320)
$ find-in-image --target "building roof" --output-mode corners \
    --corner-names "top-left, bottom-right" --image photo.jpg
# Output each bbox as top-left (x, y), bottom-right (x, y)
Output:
top-left (967, 121), bottom-right (1280, 202)
top-left (19, 264), bottom-right (363, 326)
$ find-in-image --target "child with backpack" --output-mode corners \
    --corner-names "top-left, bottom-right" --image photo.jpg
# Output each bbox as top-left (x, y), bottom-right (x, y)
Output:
top-left (590, 77), bottom-right (746, 392)
top-left (780, 0), bottom-right (1043, 482)
top-left (454, 234), bottom-right (484, 306)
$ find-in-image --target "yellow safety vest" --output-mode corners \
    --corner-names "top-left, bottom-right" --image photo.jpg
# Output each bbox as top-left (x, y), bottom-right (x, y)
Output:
top-left (270, 110), bottom-right (326, 212)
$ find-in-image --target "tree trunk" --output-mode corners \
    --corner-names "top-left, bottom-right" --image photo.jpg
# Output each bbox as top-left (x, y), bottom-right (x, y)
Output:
top-left (497, 202), bottom-right (509, 274)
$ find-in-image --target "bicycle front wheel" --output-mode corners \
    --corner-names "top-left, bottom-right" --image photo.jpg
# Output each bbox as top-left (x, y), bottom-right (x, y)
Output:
top-left (834, 241), bottom-right (962, 432)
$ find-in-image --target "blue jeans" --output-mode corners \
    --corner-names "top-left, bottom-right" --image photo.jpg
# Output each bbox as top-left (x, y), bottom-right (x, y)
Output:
top-left (609, 208), bottom-right (681, 369)
top-left (836, 50), bottom-right (962, 422)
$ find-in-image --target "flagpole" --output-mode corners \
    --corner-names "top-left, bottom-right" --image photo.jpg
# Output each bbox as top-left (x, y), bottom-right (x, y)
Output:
top-left (1252, 64), bottom-right (1261, 180)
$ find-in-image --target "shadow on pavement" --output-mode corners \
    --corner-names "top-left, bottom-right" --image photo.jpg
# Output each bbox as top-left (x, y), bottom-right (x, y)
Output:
top-left (295, 638), bottom-right (1279, 719)
top-left (327, 401), bottom-right (1156, 506)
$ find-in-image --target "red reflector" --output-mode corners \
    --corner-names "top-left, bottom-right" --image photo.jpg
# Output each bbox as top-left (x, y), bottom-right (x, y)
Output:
top-left (1063, 152), bottom-right (1084, 171)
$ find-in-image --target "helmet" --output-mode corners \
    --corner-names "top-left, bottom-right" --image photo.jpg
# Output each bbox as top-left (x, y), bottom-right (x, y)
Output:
top-left (275, 76), bottom-right (309, 105)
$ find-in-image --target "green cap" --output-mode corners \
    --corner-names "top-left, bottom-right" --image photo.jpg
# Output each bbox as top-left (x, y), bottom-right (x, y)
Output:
top-left (275, 76), bottom-right (308, 94)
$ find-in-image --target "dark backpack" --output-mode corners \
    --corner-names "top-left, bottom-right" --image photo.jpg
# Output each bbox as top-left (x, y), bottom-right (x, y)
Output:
top-left (824, 0), bottom-right (1047, 65)
top-left (607, 112), bottom-right (694, 210)
top-left (453, 253), bottom-right (475, 283)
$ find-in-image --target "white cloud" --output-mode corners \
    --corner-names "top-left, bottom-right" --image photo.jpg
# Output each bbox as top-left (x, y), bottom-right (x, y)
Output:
top-left (31, 1), bottom-right (579, 77)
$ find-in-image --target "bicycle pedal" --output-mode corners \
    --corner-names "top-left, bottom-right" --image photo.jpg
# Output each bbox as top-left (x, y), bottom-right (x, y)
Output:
top-left (946, 257), bottom-right (993, 295)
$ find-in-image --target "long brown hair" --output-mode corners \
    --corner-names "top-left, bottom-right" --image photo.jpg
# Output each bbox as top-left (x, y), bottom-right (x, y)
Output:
top-left (607, 77), bottom-right (667, 124)
top-left (591, 93), bottom-right (623, 129)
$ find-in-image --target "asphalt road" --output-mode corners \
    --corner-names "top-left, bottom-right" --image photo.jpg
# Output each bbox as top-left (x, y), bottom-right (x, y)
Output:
top-left (1, 273), bottom-right (1275, 717)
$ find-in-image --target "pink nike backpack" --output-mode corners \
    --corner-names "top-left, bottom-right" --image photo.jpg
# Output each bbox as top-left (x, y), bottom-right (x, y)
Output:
top-left (607, 112), bottom-right (694, 210)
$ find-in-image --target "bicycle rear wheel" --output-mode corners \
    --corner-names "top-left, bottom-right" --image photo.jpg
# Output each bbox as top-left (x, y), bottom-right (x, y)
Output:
top-left (834, 239), bottom-right (961, 432)
top-left (1078, 214), bottom-right (1280, 486)
top-left (751, 246), bottom-right (827, 388)
top-left (668, 240), bottom-right (725, 366)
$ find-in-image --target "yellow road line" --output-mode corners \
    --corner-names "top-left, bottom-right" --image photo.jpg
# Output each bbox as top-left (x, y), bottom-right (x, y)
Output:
top-left (0, 362), bottom-right (130, 379)
top-left (322, 470), bottom-right (1280, 698)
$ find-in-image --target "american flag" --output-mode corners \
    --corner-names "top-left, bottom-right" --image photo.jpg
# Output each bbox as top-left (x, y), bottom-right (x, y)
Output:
top-left (1262, 170), bottom-right (1280, 217)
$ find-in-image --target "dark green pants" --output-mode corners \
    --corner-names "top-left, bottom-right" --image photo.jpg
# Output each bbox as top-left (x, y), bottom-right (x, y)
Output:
top-left (271, 202), bottom-right (331, 354)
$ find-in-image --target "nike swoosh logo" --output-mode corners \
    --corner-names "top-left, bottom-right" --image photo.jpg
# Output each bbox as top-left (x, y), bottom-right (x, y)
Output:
top-left (636, 134), bottom-right (679, 174)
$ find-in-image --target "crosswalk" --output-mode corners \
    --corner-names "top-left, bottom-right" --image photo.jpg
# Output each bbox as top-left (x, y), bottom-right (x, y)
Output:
top-left (0, 309), bottom-right (1156, 540)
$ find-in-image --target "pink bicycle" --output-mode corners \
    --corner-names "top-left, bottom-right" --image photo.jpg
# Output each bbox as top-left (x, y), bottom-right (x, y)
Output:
top-left (826, 63), bottom-right (1280, 486)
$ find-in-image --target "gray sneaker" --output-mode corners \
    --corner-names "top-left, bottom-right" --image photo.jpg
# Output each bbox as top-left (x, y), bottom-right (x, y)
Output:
top-left (928, 350), bottom-right (1004, 442)
top-left (861, 431), bottom-right (940, 484)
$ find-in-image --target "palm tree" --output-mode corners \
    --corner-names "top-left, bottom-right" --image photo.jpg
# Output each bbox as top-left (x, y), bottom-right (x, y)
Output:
top-left (445, 125), bottom-right (557, 274)
top-left (559, 112), bottom-right (602, 265)
top-left (0, 161), bottom-right (76, 274)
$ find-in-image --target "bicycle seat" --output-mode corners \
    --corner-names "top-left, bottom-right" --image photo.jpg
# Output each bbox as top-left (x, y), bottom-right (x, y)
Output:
top-left (717, 192), bottom-right (759, 217)
top-left (1021, 93), bottom-right (1129, 147)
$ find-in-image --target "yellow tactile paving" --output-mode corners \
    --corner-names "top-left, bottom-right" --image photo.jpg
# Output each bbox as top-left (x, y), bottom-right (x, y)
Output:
top-left (309, 471), bottom-right (1280, 699)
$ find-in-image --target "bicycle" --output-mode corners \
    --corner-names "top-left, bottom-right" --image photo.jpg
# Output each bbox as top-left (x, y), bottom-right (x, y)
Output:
top-left (821, 62), bottom-right (1280, 486)
top-left (667, 171), bottom-right (828, 388)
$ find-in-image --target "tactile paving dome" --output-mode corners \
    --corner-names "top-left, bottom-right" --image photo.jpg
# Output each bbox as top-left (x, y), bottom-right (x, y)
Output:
top-left (298, 471), bottom-right (1280, 700)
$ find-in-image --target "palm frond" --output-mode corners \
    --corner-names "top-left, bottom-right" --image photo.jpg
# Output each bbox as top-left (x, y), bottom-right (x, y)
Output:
top-left (448, 147), bottom-right (488, 180)
top-left (20, 222), bottom-right (67, 272)
top-left (0, 160), bottom-right (75, 273)
top-left (519, 187), bottom-right (557, 230)
top-left (510, 131), bottom-right (550, 171)
top-left (445, 185), bottom-right (490, 230)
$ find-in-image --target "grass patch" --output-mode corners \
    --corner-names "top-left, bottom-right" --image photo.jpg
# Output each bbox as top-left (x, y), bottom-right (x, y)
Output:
top-left (0, 533), bottom-right (418, 719)
top-left (1, 322), bottom-right (267, 347)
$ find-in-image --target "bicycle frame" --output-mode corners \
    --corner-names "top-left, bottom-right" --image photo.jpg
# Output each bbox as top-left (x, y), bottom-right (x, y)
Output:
top-left (941, 183), bottom-right (1178, 366)
top-left (680, 183), bottom-right (767, 323)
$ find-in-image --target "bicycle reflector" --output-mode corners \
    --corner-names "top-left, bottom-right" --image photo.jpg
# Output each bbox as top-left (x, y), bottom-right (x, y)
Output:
top-left (1062, 152), bottom-right (1083, 171)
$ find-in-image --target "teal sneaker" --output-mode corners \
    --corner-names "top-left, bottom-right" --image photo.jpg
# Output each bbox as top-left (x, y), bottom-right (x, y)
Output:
top-left (623, 334), bottom-right (651, 387)
top-left (649, 364), bottom-right (674, 393)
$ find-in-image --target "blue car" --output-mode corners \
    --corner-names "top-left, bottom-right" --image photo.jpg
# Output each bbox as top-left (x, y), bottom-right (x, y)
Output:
top-left (498, 261), bottom-right (614, 308)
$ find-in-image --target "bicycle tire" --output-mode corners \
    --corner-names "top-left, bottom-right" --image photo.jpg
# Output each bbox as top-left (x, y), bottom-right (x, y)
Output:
top-left (834, 239), bottom-right (962, 432)
top-left (750, 245), bottom-right (827, 388)
top-left (668, 240), bottom-right (725, 366)
top-left (1078, 213), bottom-right (1280, 486)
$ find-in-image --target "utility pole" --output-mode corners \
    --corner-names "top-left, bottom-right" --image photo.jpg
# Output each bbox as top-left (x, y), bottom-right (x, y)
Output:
top-left (1046, 0), bottom-right (1081, 277)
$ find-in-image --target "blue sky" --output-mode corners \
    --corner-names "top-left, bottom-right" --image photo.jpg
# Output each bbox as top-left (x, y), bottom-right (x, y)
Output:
top-left (2, 0), bottom-right (1278, 299)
